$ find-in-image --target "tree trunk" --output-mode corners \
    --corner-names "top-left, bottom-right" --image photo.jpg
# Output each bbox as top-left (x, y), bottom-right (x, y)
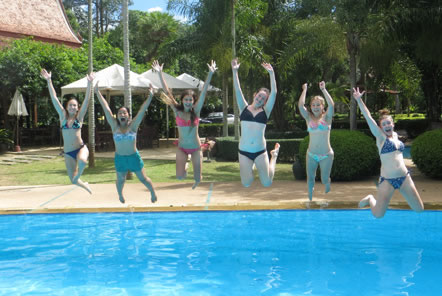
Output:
top-left (122, 0), bottom-right (131, 114)
top-left (222, 74), bottom-right (228, 137)
top-left (231, 0), bottom-right (239, 140)
top-left (347, 31), bottom-right (358, 130)
top-left (88, 0), bottom-right (95, 167)
top-left (421, 63), bottom-right (441, 123)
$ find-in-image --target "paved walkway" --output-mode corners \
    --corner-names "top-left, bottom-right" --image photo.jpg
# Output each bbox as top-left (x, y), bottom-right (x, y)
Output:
top-left (1, 142), bottom-right (441, 214)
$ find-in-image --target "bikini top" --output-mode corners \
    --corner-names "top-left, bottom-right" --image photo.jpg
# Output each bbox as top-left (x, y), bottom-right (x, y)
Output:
top-left (307, 119), bottom-right (330, 133)
top-left (240, 106), bottom-right (267, 124)
top-left (61, 118), bottom-right (81, 130)
top-left (176, 116), bottom-right (199, 127)
top-left (113, 131), bottom-right (137, 142)
top-left (380, 137), bottom-right (404, 154)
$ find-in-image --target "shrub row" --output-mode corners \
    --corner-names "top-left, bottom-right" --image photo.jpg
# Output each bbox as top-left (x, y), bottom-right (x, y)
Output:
top-left (411, 128), bottom-right (442, 179)
top-left (214, 137), bottom-right (303, 163)
top-left (298, 130), bottom-right (380, 181)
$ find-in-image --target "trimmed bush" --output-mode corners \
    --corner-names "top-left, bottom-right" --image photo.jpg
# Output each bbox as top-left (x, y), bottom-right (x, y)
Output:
top-left (298, 130), bottom-right (380, 181)
top-left (214, 137), bottom-right (303, 163)
top-left (395, 118), bottom-right (430, 138)
top-left (199, 124), bottom-right (235, 137)
top-left (411, 129), bottom-right (442, 179)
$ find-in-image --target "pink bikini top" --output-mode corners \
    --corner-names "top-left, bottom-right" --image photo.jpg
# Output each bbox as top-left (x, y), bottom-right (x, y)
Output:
top-left (176, 116), bottom-right (199, 127)
top-left (307, 119), bottom-right (330, 133)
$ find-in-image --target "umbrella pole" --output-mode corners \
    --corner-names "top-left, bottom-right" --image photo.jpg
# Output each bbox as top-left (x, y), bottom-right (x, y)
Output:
top-left (15, 116), bottom-right (21, 152)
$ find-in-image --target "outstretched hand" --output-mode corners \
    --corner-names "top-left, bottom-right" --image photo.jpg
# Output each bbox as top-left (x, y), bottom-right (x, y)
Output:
top-left (319, 81), bottom-right (326, 90)
top-left (231, 58), bottom-right (240, 71)
top-left (40, 69), bottom-right (51, 80)
top-left (261, 62), bottom-right (274, 73)
top-left (352, 87), bottom-right (365, 101)
top-left (302, 83), bottom-right (308, 91)
top-left (152, 60), bottom-right (163, 72)
top-left (87, 72), bottom-right (95, 82)
top-left (208, 60), bottom-right (217, 73)
top-left (94, 81), bottom-right (100, 94)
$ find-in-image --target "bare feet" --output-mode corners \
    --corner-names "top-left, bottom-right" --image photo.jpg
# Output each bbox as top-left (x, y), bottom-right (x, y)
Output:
top-left (359, 195), bottom-right (373, 208)
top-left (151, 192), bottom-right (157, 203)
top-left (192, 180), bottom-right (201, 190)
top-left (271, 143), bottom-right (280, 158)
top-left (76, 180), bottom-right (92, 194)
top-left (119, 195), bottom-right (125, 204)
top-left (325, 179), bottom-right (331, 194)
top-left (308, 187), bottom-right (314, 201)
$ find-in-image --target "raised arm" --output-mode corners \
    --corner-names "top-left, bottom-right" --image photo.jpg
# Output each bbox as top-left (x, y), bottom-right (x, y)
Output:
top-left (353, 87), bottom-right (384, 139)
top-left (130, 85), bottom-right (154, 131)
top-left (77, 73), bottom-right (94, 121)
top-left (262, 62), bottom-right (277, 116)
top-left (94, 82), bottom-right (117, 131)
top-left (152, 60), bottom-right (174, 101)
top-left (152, 60), bottom-right (179, 114)
top-left (231, 58), bottom-right (247, 112)
top-left (40, 69), bottom-right (64, 119)
top-left (194, 60), bottom-right (217, 114)
top-left (298, 83), bottom-right (310, 121)
top-left (319, 81), bottom-right (335, 121)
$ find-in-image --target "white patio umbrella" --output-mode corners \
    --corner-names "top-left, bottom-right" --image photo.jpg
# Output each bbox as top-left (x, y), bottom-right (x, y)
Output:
top-left (140, 69), bottom-right (195, 91)
top-left (177, 73), bottom-right (221, 92)
top-left (8, 89), bottom-right (29, 151)
top-left (61, 64), bottom-right (159, 97)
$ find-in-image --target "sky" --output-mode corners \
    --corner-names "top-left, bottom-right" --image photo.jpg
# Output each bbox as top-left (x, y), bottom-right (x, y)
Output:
top-left (129, 0), bottom-right (169, 13)
top-left (129, 0), bottom-right (189, 22)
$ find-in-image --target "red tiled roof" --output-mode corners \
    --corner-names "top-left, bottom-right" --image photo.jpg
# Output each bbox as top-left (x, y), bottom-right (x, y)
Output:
top-left (0, 0), bottom-right (82, 48)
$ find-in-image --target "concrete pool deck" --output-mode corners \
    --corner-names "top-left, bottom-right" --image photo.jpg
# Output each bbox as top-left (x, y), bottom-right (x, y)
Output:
top-left (1, 144), bottom-right (441, 214)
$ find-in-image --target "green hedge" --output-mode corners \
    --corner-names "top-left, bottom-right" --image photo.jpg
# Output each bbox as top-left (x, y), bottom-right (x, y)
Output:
top-left (395, 119), bottom-right (430, 138)
top-left (411, 128), bottom-right (442, 179)
top-left (199, 124), bottom-right (235, 137)
top-left (214, 137), bottom-right (303, 163)
top-left (298, 130), bottom-right (380, 181)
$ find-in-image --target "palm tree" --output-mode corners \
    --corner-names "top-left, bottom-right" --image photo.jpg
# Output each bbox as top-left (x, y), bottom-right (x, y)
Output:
top-left (122, 0), bottom-right (131, 114)
top-left (88, 0), bottom-right (95, 167)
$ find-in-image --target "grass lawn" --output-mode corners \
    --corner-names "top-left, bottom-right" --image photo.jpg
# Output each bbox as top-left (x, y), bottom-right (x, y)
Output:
top-left (0, 157), bottom-right (296, 186)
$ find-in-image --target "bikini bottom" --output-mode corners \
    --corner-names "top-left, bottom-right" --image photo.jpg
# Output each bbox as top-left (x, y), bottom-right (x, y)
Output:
top-left (238, 149), bottom-right (266, 161)
top-left (65, 144), bottom-right (85, 159)
top-left (379, 171), bottom-right (410, 190)
top-left (307, 149), bottom-right (333, 163)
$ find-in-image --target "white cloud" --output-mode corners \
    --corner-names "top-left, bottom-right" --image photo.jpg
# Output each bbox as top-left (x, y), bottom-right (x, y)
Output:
top-left (148, 6), bottom-right (163, 13)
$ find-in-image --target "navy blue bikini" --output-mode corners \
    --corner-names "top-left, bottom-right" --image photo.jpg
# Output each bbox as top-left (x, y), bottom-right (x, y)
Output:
top-left (378, 137), bottom-right (408, 189)
top-left (61, 118), bottom-right (84, 159)
top-left (238, 106), bottom-right (268, 161)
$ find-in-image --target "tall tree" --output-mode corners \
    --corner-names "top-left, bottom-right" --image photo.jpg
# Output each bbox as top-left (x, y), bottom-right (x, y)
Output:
top-left (122, 0), bottom-right (131, 114)
top-left (88, 0), bottom-right (96, 167)
top-left (372, 0), bottom-right (442, 122)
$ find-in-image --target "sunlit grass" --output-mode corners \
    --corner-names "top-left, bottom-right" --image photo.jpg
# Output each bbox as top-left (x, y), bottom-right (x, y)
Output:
top-left (0, 156), bottom-right (295, 186)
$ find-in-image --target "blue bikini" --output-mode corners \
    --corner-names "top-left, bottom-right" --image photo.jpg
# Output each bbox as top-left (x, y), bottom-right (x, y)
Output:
top-left (238, 106), bottom-right (268, 161)
top-left (61, 118), bottom-right (84, 159)
top-left (379, 137), bottom-right (408, 189)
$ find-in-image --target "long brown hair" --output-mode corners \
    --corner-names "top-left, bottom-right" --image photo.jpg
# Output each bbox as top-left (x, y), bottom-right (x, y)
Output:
top-left (63, 97), bottom-right (79, 119)
top-left (161, 89), bottom-right (198, 127)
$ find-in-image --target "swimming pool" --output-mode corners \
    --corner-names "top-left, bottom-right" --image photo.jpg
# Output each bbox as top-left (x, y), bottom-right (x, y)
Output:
top-left (0, 210), bottom-right (440, 295)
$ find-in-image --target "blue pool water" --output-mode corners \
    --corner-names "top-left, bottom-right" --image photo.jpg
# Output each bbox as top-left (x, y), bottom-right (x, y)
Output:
top-left (0, 210), bottom-right (441, 295)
